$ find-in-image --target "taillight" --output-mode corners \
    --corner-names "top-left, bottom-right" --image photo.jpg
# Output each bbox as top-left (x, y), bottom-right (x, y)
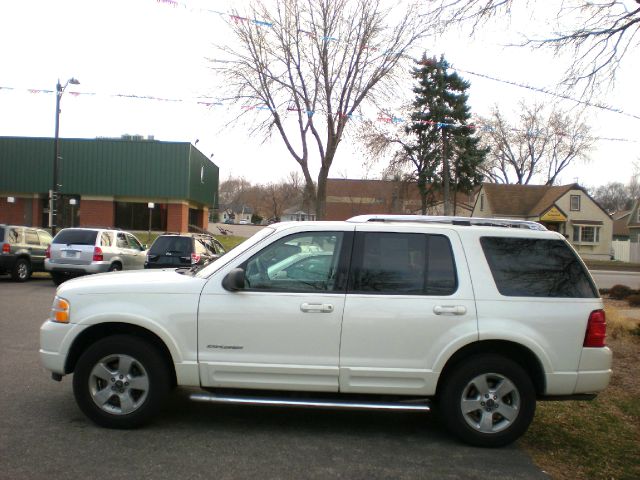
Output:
top-left (93, 247), bottom-right (104, 262)
top-left (45, 245), bottom-right (51, 259)
top-left (584, 309), bottom-right (607, 347)
top-left (191, 253), bottom-right (201, 264)
top-left (1, 243), bottom-right (9, 254)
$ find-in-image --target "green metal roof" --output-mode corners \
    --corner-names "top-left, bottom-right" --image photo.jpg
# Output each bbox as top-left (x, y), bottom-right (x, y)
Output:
top-left (0, 137), bottom-right (219, 207)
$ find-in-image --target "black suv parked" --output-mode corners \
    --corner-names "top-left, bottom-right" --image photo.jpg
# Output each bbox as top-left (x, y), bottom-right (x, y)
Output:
top-left (144, 233), bottom-right (225, 269)
top-left (0, 224), bottom-right (53, 281)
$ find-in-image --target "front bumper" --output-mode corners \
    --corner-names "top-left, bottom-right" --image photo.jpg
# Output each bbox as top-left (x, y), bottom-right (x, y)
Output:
top-left (39, 320), bottom-right (89, 375)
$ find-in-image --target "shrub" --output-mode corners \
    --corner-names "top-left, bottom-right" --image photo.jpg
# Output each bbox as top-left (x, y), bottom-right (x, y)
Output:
top-left (609, 284), bottom-right (633, 300)
top-left (627, 294), bottom-right (640, 307)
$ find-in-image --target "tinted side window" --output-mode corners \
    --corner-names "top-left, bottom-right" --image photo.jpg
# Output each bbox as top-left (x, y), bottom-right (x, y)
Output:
top-left (480, 237), bottom-right (597, 298)
top-left (38, 231), bottom-right (53, 246)
top-left (116, 233), bottom-right (129, 248)
top-left (350, 232), bottom-right (457, 296)
top-left (100, 232), bottom-right (113, 247)
top-left (7, 228), bottom-right (22, 243)
top-left (126, 234), bottom-right (143, 250)
top-left (53, 229), bottom-right (98, 245)
top-left (212, 239), bottom-right (226, 255)
top-left (244, 232), bottom-right (344, 292)
top-left (195, 240), bottom-right (209, 255)
top-left (25, 230), bottom-right (39, 245)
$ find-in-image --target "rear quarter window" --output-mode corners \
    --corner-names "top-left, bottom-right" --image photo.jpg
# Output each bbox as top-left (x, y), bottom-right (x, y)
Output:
top-left (53, 229), bottom-right (98, 246)
top-left (480, 237), bottom-right (597, 298)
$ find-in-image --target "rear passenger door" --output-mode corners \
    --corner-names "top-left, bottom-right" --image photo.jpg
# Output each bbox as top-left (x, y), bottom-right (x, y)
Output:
top-left (25, 229), bottom-right (45, 270)
top-left (339, 225), bottom-right (478, 396)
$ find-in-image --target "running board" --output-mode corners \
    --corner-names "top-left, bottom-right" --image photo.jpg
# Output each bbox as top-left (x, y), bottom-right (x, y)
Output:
top-left (190, 393), bottom-right (431, 412)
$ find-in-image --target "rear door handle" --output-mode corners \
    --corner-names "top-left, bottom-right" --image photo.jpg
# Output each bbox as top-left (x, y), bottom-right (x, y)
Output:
top-left (300, 303), bottom-right (334, 313)
top-left (433, 305), bottom-right (467, 315)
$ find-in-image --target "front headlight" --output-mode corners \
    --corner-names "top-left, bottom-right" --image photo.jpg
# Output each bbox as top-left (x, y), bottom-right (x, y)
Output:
top-left (50, 296), bottom-right (70, 323)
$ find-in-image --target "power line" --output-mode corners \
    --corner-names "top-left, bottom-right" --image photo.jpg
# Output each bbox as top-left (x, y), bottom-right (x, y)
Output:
top-left (452, 67), bottom-right (640, 122)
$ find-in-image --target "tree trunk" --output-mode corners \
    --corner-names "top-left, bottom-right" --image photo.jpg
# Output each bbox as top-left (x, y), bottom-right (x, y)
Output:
top-left (442, 130), bottom-right (452, 215)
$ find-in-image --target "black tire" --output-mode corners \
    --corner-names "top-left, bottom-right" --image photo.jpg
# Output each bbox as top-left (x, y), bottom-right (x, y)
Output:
top-left (51, 272), bottom-right (68, 286)
top-left (108, 263), bottom-right (122, 272)
top-left (438, 354), bottom-right (536, 447)
top-left (72, 335), bottom-right (170, 429)
top-left (11, 258), bottom-right (32, 282)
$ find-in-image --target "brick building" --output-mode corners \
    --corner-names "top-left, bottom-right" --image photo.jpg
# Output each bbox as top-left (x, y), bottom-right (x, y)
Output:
top-left (0, 137), bottom-right (219, 232)
top-left (324, 178), bottom-right (475, 220)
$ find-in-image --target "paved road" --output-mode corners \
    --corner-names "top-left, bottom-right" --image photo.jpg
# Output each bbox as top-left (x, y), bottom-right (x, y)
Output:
top-left (590, 270), bottom-right (640, 290)
top-left (0, 275), bottom-right (548, 480)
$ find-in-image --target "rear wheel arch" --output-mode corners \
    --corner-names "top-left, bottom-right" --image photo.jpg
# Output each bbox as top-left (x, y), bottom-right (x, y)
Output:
top-left (108, 261), bottom-right (123, 272)
top-left (65, 323), bottom-right (177, 388)
top-left (436, 340), bottom-right (546, 397)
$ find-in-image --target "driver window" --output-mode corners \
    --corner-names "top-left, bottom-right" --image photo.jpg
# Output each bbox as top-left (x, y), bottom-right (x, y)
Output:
top-left (244, 232), bottom-right (343, 292)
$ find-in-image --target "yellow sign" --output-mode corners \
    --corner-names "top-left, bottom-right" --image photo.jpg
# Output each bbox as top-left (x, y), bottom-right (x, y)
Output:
top-left (540, 206), bottom-right (567, 222)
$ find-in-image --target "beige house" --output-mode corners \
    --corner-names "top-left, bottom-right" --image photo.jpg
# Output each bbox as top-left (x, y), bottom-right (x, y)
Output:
top-left (472, 183), bottom-right (613, 260)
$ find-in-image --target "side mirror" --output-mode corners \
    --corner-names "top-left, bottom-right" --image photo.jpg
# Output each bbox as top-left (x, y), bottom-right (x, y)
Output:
top-left (222, 268), bottom-right (246, 291)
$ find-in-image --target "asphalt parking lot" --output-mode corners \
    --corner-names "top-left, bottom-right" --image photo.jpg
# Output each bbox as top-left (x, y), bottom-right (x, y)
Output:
top-left (0, 275), bottom-right (548, 480)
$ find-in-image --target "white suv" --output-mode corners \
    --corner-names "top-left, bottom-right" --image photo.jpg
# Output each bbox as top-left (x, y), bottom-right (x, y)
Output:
top-left (39, 215), bottom-right (611, 447)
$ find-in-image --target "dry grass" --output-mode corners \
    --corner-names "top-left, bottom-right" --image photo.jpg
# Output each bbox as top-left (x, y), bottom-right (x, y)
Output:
top-left (521, 300), bottom-right (640, 480)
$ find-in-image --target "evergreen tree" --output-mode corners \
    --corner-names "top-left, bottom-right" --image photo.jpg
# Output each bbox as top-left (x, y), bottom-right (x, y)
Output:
top-left (405, 54), bottom-right (486, 215)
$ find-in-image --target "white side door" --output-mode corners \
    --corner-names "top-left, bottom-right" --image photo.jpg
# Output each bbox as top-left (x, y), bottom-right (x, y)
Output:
top-left (339, 225), bottom-right (478, 395)
top-left (198, 227), bottom-right (354, 392)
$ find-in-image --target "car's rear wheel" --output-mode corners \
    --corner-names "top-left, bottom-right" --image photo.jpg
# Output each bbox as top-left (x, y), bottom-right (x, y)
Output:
top-left (11, 258), bottom-right (31, 282)
top-left (108, 263), bottom-right (122, 272)
top-left (438, 354), bottom-right (536, 447)
top-left (72, 335), bottom-right (170, 429)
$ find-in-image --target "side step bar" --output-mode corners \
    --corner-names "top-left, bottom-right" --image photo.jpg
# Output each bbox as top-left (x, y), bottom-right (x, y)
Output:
top-left (190, 393), bottom-right (431, 412)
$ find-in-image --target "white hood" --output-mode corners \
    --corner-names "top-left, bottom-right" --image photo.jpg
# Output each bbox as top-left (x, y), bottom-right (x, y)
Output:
top-left (57, 268), bottom-right (207, 297)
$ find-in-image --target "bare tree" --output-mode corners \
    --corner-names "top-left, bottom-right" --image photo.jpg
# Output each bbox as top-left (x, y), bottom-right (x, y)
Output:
top-left (262, 171), bottom-right (305, 220)
top-left (214, 0), bottom-right (426, 219)
top-left (423, 0), bottom-right (640, 94)
top-left (478, 101), bottom-right (593, 185)
top-left (591, 181), bottom-right (632, 212)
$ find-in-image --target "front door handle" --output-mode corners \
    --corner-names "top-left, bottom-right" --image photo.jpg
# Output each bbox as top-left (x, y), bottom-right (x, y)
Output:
top-left (300, 303), bottom-right (334, 313)
top-left (433, 305), bottom-right (467, 315)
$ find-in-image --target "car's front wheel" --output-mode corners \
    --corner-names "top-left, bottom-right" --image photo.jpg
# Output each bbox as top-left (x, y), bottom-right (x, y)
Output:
top-left (438, 354), bottom-right (536, 447)
top-left (72, 335), bottom-right (170, 429)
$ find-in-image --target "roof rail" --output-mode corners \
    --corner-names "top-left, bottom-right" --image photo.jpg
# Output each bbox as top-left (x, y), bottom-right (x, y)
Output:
top-left (346, 215), bottom-right (547, 231)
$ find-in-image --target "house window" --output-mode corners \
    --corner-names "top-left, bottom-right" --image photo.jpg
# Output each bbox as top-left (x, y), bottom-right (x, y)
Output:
top-left (570, 195), bottom-right (581, 211)
top-left (572, 225), bottom-right (600, 244)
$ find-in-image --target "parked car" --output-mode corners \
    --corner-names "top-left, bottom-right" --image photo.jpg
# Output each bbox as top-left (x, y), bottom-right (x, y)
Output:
top-left (45, 228), bottom-right (147, 285)
top-left (40, 215), bottom-right (611, 447)
top-left (144, 233), bottom-right (225, 269)
top-left (0, 224), bottom-right (52, 281)
top-left (239, 219), bottom-right (250, 225)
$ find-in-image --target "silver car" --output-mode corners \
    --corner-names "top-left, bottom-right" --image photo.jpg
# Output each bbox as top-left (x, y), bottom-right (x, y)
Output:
top-left (45, 228), bottom-right (147, 285)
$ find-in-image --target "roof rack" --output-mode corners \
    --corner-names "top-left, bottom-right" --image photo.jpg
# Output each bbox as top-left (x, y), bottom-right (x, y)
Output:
top-left (346, 215), bottom-right (547, 231)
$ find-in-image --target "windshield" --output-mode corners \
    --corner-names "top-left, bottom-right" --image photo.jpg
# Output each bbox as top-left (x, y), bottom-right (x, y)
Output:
top-left (195, 226), bottom-right (275, 278)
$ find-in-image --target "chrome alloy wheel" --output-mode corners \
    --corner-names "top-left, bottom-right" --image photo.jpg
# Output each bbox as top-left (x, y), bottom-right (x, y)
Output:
top-left (460, 372), bottom-right (520, 434)
top-left (17, 262), bottom-right (28, 280)
top-left (88, 354), bottom-right (149, 415)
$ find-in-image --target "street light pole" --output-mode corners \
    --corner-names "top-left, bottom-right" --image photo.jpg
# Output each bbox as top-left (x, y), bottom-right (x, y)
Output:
top-left (51, 77), bottom-right (79, 235)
